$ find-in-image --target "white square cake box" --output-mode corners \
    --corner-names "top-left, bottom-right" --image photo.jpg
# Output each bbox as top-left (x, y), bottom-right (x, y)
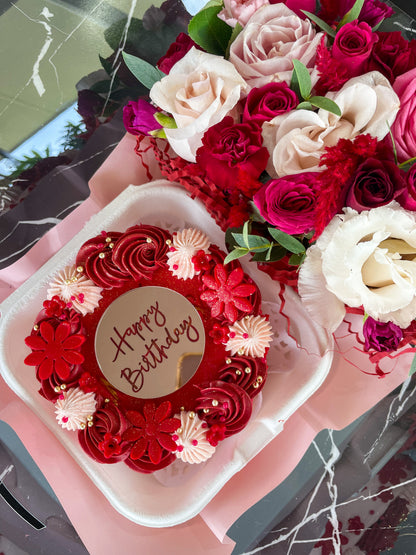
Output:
top-left (0, 182), bottom-right (333, 527)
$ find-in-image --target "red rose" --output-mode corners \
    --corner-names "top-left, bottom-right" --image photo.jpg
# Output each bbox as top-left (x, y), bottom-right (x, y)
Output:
top-left (332, 21), bottom-right (378, 77)
top-left (157, 32), bottom-right (200, 74)
top-left (196, 116), bottom-right (269, 190)
top-left (369, 32), bottom-right (416, 83)
top-left (242, 82), bottom-right (298, 125)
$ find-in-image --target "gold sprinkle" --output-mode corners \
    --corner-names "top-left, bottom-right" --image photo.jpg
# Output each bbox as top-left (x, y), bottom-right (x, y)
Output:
top-left (87, 415), bottom-right (93, 422)
top-left (236, 370), bottom-right (242, 376)
top-left (188, 411), bottom-right (195, 419)
top-left (64, 279), bottom-right (71, 285)
top-left (71, 276), bottom-right (78, 283)
top-left (146, 237), bottom-right (152, 243)
top-left (54, 386), bottom-right (60, 393)
top-left (180, 406), bottom-right (185, 411)
top-left (237, 349), bottom-right (244, 355)
top-left (33, 324), bottom-right (39, 331)
top-left (253, 382), bottom-right (259, 389)
top-left (76, 266), bottom-right (83, 273)
top-left (244, 315), bottom-right (250, 320)
top-left (105, 237), bottom-right (112, 243)
top-left (109, 243), bottom-right (114, 249)
top-left (225, 358), bottom-right (232, 364)
top-left (245, 367), bottom-right (251, 374)
top-left (166, 239), bottom-right (172, 245)
top-left (203, 408), bottom-right (209, 414)
top-left (99, 252), bottom-right (105, 259)
top-left (176, 428), bottom-right (183, 434)
top-left (104, 398), bottom-right (110, 403)
top-left (87, 421), bottom-right (94, 427)
top-left (60, 384), bottom-right (66, 390)
top-left (212, 400), bottom-right (219, 407)
top-left (80, 423), bottom-right (86, 430)
top-left (257, 376), bottom-right (263, 384)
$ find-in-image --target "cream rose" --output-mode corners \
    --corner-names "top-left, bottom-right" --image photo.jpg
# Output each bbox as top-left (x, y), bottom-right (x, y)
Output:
top-left (262, 71), bottom-right (400, 177)
top-left (149, 48), bottom-right (247, 162)
top-left (228, 3), bottom-right (323, 89)
top-left (298, 203), bottom-right (416, 333)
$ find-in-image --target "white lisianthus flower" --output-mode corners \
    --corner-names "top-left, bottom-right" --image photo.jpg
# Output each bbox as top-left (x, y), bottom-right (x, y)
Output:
top-left (298, 203), bottom-right (416, 332)
top-left (149, 48), bottom-right (248, 162)
top-left (262, 71), bottom-right (400, 177)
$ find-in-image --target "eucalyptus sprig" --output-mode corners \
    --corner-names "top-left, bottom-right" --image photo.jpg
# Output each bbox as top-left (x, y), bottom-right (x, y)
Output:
top-left (291, 60), bottom-right (341, 116)
top-left (224, 220), bottom-right (308, 266)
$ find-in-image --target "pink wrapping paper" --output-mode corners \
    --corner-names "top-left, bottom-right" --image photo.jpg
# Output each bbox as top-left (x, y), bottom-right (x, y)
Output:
top-left (0, 133), bottom-right (411, 550)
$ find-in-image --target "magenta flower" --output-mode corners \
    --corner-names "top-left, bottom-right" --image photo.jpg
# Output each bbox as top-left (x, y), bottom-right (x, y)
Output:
top-left (24, 321), bottom-right (85, 381)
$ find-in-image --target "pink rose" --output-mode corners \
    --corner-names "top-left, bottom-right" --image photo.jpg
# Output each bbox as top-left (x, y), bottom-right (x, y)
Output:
top-left (229, 3), bottom-right (323, 89)
top-left (253, 173), bottom-right (318, 234)
top-left (218, 0), bottom-right (269, 28)
top-left (391, 68), bottom-right (416, 163)
top-left (332, 21), bottom-right (378, 77)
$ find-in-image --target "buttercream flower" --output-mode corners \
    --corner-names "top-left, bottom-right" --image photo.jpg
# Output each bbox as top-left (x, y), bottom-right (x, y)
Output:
top-left (47, 265), bottom-right (102, 316)
top-left (149, 48), bottom-right (247, 162)
top-left (55, 387), bottom-right (97, 431)
top-left (254, 173), bottom-right (318, 234)
top-left (200, 265), bottom-right (256, 322)
top-left (298, 203), bottom-right (416, 332)
top-left (263, 72), bottom-right (400, 177)
top-left (122, 402), bottom-right (180, 465)
top-left (122, 99), bottom-right (162, 136)
top-left (173, 411), bottom-right (215, 464)
top-left (363, 317), bottom-right (403, 352)
top-left (345, 158), bottom-right (406, 212)
top-left (218, 0), bottom-right (269, 28)
top-left (167, 228), bottom-right (210, 280)
top-left (196, 116), bottom-right (269, 190)
top-left (228, 3), bottom-right (324, 89)
top-left (242, 82), bottom-right (298, 125)
top-left (332, 21), bottom-right (378, 78)
top-left (391, 68), bottom-right (416, 163)
top-left (24, 321), bottom-right (85, 381)
top-left (226, 315), bottom-right (273, 357)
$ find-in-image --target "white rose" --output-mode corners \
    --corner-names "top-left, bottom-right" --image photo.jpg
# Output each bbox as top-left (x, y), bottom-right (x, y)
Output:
top-left (262, 71), bottom-right (400, 177)
top-left (149, 48), bottom-right (247, 162)
top-left (298, 203), bottom-right (416, 333)
top-left (228, 3), bottom-right (323, 90)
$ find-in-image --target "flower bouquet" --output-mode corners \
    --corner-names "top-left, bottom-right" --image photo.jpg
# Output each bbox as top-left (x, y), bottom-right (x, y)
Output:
top-left (120, 0), bottom-right (416, 377)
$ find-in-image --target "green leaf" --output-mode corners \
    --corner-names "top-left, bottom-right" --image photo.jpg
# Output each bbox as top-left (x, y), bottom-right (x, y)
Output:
top-left (289, 252), bottom-right (306, 266)
top-left (154, 112), bottom-right (177, 128)
top-left (290, 67), bottom-right (301, 100)
top-left (338, 0), bottom-right (365, 28)
top-left (252, 245), bottom-right (286, 262)
top-left (267, 228), bottom-right (305, 254)
top-left (309, 96), bottom-right (342, 116)
top-left (387, 122), bottom-right (398, 165)
top-left (249, 202), bottom-right (266, 223)
top-left (302, 11), bottom-right (336, 38)
top-left (99, 54), bottom-right (114, 76)
top-left (292, 60), bottom-right (312, 100)
top-left (188, 5), bottom-right (233, 55)
top-left (296, 101), bottom-right (314, 111)
top-left (122, 52), bottom-right (165, 90)
top-left (224, 248), bottom-right (249, 265)
top-left (149, 128), bottom-right (167, 139)
top-left (399, 156), bottom-right (416, 170)
top-left (243, 220), bottom-right (250, 248)
top-left (409, 351), bottom-right (416, 377)
top-left (372, 19), bottom-right (385, 32)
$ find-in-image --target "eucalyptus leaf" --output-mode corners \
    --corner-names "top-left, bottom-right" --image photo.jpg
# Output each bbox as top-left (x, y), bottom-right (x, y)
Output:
top-left (267, 228), bottom-right (305, 254)
top-left (224, 248), bottom-right (249, 265)
top-left (122, 52), bottom-right (165, 90)
top-left (338, 0), bottom-right (365, 28)
top-left (409, 351), bottom-right (416, 377)
top-left (301, 11), bottom-right (336, 38)
top-left (309, 96), bottom-right (342, 116)
top-left (296, 101), bottom-right (314, 111)
top-left (188, 5), bottom-right (232, 55)
top-left (290, 68), bottom-right (301, 100)
top-left (154, 112), bottom-right (177, 128)
top-left (243, 220), bottom-right (250, 249)
top-left (292, 59), bottom-right (312, 100)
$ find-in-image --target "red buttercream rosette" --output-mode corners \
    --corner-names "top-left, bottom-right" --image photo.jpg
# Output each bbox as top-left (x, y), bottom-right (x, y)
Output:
top-left (76, 231), bottom-right (130, 288)
top-left (112, 224), bottom-right (171, 280)
top-left (38, 368), bottom-right (84, 402)
top-left (218, 355), bottom-right (267, 398)
top-left (78, 402), bottom-right (131, 464)
top-left (195, 380), bottom-right (252, 436)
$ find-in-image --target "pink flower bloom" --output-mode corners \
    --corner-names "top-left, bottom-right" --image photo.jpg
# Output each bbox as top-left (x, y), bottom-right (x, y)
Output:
top-left (218, 0), bottom-right (269, 28)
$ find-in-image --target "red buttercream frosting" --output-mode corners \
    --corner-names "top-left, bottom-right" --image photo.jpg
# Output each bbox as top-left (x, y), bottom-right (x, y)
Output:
top-left (218, 355), bottom-right (267, 398)
top-left (111, 224), bottom-right (170, 280)
top-left (78, 401), bottom-right (131, 464)
top-left (76, 231), bottom-right (130, 288)
top-left (196, 380), bottom-right (252, 436)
